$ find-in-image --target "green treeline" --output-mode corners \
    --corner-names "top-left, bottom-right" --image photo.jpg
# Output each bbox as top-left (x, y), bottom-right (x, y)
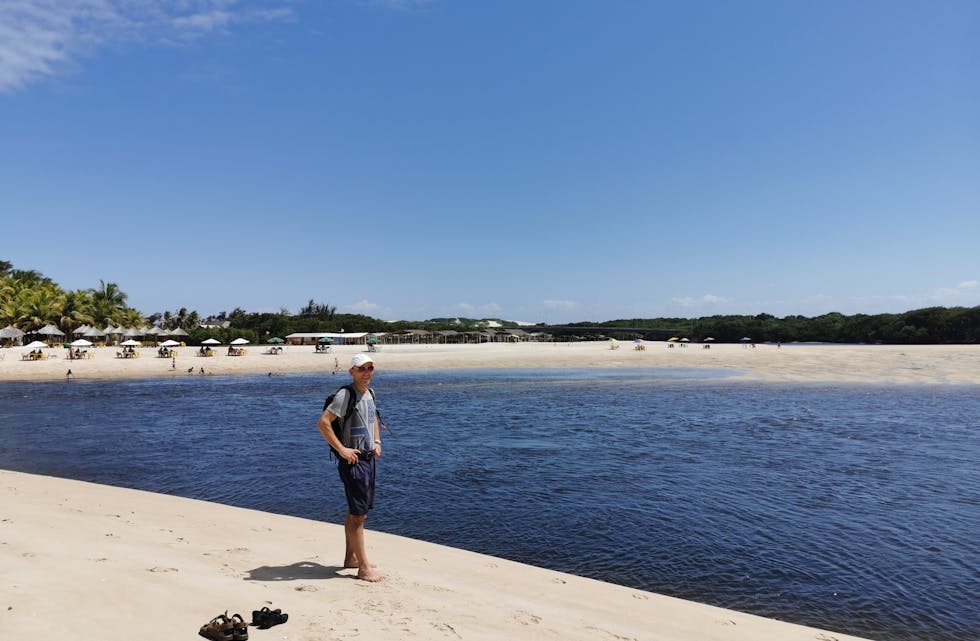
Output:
top-left (584, 308), bottom-right (980, 344)
top-left (3, 260), bottom-right (979, 344)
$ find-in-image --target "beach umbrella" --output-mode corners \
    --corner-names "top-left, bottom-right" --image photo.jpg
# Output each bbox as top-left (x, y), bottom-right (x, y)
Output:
top-left (740, 336), bottom-right (752, 342)
top-left (667, 337), bottom-right (680, 342)
top-left (37, 324), bottom-right (65, 337)
top-left (318, 336), bottom-right (333, 343)
top-left (120, 339), bottom-right (140, 347)
top-left (160, 339), bottom-right (180, 347)
top-left (267, 337), bottom-right (285, 344)
top-left (70, 339), bottom-right (93, 347)
top-left (201, 338), bottom-right (221, 345)
top-left (230, 338), bottom-right (250, 345)
top-left (703, 337), bottom-right (716, 342)
top-left (0, 325), bottom-right (25, 340)
top-left (24, 340), bottom-right (49, 349)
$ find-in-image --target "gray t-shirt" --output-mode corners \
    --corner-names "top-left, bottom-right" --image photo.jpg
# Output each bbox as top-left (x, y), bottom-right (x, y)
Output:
top-left (327, 387), bottom-right (376, 453)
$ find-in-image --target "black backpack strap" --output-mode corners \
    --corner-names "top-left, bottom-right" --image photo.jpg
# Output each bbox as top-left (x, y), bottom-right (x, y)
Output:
top-left (342, 384), bottom-right (358, 423)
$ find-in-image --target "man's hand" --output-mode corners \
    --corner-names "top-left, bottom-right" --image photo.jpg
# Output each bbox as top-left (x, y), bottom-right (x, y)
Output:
top-left (339, 446), bottom-right (359, 465)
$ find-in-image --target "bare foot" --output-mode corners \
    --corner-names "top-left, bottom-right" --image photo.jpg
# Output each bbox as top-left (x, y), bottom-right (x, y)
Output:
top-left (357, 565), bottom-right (384, 582)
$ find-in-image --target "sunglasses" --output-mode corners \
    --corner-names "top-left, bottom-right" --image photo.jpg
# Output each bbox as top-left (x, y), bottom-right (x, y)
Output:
top-left (356, 364), bottom-right (375, 372)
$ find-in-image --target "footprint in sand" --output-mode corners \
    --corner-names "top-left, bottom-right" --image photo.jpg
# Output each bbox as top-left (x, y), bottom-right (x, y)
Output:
top-left (429, 622), bottom-right (461, 638)
top-left (147, 566), bottom-right (178, 573)
top-left (294, 584), bottom-right (318, 592)
top-left (513, 611), bottom-right (541, 625)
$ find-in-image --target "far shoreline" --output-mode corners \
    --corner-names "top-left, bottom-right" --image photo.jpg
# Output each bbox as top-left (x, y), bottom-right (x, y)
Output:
top-left (2, 342), bottom-right (979, 385)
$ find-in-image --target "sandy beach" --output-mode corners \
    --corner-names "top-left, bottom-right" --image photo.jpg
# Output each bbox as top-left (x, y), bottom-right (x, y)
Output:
top-left (1, 469), bottom-right (874, 641)
top-left (2, 341), bottom-right (980, 385)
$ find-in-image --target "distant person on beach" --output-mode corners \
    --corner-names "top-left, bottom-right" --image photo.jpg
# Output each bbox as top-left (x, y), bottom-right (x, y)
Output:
top-left (316, 353), bottom-right (384, 582)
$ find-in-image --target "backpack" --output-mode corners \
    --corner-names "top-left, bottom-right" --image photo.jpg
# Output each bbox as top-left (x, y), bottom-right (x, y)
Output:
top-left (322, 384), bottom-right (375, 455)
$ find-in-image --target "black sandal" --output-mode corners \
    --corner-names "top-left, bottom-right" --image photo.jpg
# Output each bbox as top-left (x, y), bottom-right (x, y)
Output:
top-left (250, 607), bottom-right (288, 629)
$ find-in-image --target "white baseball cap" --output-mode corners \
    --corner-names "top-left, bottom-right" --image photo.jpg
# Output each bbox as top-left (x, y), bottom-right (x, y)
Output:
top-left (350, 353), bottom-right (374, 368)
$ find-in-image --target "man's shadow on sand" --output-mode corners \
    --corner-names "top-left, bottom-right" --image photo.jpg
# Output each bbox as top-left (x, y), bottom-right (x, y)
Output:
top-left (245, 561), bottom-right (351, 582)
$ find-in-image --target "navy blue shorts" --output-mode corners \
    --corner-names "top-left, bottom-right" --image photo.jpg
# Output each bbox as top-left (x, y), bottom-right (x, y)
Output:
top-left (338, 456), bottom-right (376, 516)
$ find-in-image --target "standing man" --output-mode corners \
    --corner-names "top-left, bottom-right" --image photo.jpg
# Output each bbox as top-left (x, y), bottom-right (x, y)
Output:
top-left (317, 353), bottom-right (384, 582)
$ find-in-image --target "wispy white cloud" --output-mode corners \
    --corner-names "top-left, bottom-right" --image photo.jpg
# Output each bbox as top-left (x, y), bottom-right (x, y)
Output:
top-left (0, 0), bottom-right (294, 92)
top-left (456, 302), bottom-right (502, 316)
top-left (932, 280), bottom-right (979, 305)
top-left (671, 294), bottom-right (730, 308)
top-left (345, 299), bottom-right (391, 318)
top-left (543, 299), bottom-right (578, 311)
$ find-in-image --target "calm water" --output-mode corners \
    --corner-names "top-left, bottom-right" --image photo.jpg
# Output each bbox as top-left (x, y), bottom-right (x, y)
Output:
top-left (1, 369), bottom-right (978, 641)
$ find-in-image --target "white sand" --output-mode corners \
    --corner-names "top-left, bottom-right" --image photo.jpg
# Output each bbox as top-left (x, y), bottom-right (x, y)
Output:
top-left (3, 341), bottom-right (980, 384)
top-left (1, 470), bottom-right (873, 640)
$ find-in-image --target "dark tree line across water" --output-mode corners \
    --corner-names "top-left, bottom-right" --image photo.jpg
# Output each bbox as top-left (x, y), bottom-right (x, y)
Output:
top-left (576, 307), bottom-right (980, 344)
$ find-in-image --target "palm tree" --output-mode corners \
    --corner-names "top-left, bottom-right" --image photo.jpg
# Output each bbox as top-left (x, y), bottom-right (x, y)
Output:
top-left (15, 285), bottom-right (66, 330)
top-left (93, 280), bottom-right (128, 308)
top-left (60, 290), bottom-right (95, 334)
top-left (90, 298), bottom-right (119, 328)
top-left (116, 307), bottom-right (146, 329)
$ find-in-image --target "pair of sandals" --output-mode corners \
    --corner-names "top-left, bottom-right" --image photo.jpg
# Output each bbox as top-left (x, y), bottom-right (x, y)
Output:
top-left (251, 607), bottom-right (289, 629)
top-left (199, 612), bottom-right (248, 641)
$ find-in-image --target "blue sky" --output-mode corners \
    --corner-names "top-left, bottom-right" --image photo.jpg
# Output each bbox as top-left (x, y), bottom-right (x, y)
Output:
top-left (2, 1), bottom-right (978, 324)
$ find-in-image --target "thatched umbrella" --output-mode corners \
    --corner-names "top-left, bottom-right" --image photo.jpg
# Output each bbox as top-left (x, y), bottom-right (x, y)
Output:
top-left (36, 324), bottom-right (65, 337)
top-left (0, 325), bottom-right (25, 340)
